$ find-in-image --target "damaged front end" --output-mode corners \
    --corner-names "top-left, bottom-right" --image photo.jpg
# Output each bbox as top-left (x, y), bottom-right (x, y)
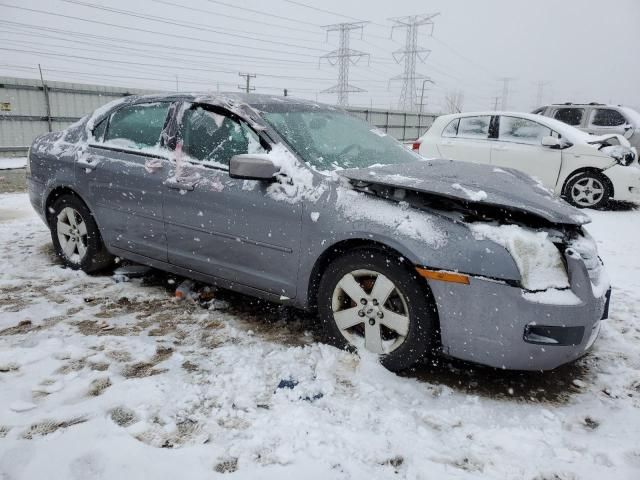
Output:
top-left (342, 170), bottom-right (610, 369)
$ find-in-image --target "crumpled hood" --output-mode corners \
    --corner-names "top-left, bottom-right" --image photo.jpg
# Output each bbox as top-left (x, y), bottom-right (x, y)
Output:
top-left (338, 159), bottom-right (590, 226)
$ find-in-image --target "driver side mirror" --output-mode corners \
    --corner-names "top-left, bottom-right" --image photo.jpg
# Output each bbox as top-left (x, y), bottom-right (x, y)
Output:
top-left (541, 136), bottom-right (562, 149)
top-left (229, 154), bottom-right (279, 180)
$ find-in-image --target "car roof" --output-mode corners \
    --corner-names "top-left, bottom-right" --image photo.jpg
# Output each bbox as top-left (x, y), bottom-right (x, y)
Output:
top-left (124, 92), bottom-right (332, 109)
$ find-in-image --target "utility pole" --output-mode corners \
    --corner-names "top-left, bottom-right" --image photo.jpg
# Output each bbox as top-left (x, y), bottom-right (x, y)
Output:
top-left (499, 77), bottom-right (516, 110)
top-left (491, 96), bottom-right (500, 111)
top-left (175, 75), bottom-right (179, 92)
top-left (38, 64), bottom-right (52, 133)
top-left (419, 78), bottom-right (434, 113)
top-left (283, 88), bottom-right (288, 97)
top-left (238, 72), bottom-right (256, 94)
top-left (389, 13), bottom-right (439, 112)
top-left (320, 22), bottom-right (370, 107)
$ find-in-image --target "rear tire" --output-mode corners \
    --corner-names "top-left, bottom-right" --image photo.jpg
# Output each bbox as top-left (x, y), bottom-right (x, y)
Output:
top-left (49, 195), bottom-right (114, 272)
top-left (564, 172), bottom-right (611, 209)
top-left (317, 248), bottom-right (438, 372)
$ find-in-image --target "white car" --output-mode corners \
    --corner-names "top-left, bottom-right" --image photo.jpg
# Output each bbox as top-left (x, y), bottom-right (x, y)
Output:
top-left (417, 111), bottom-right (640, 208)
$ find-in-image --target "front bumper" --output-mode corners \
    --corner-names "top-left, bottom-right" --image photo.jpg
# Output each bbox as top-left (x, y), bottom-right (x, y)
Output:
top-left (603, 164), bottom-right (640, 202)
top-left (429, 250), bottom-right (609, 371)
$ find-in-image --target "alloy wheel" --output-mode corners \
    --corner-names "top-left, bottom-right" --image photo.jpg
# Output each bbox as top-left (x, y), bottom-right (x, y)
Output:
top-left (56, 207), bottom-right (88, 264)
top-left (571, 177), bottom-right (604, 207)
top-left (331, 269), bottom-right (410, 354)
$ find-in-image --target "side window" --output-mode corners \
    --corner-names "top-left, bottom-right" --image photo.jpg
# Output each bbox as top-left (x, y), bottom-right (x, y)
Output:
top-left (442, 118), bottom-right (459, 138)
top-left (553, 108), bottom-right (584, 126)
top-left (457, 116), bottom-right (491, 139)
top-left (92, 117), bottom-right (108, 142)
top-left (590, 109), bottom-right (627, 127)
top-left (498, 116), bottom-right (552, 145)
top-left (179, 106), bottom-right (266, 168)
top-left (104, 102), bottom-right (170, 149)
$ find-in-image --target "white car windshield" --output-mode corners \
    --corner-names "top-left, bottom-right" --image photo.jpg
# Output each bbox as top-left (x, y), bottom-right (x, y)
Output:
top-left (259, 105), bottom-right (420, 170)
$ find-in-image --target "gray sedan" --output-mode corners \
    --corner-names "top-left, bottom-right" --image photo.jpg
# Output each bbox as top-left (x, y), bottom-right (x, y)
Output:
top-left (27, 93), bottom-right (611, 371)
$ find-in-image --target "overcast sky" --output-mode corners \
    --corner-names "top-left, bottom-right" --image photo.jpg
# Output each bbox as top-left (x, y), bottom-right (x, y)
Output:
top-left (1, 0), bottom-right (639, 112)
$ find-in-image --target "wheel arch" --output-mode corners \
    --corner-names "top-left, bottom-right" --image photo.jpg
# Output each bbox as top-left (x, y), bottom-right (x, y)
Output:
top-left (305, 237), bottom-right (442, 346)
top-left (44, 185), bottom-right (93, 226)
top-left (561, 167), bottom-right (614, 198)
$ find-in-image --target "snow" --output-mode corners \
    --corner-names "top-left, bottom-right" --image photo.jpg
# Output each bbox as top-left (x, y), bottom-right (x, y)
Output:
top-left (336, 188), bottom-right (447, 248)
top-left (265, 144), bottom-right (326, 204)
top-left (1, 192), bottom-right (640, 479)
top-left (0, 157), bottom-right (27, 170)
top-left (469, 223), bottom-right (570, 291)
top-left (451, 183), bottom-right (488, 201)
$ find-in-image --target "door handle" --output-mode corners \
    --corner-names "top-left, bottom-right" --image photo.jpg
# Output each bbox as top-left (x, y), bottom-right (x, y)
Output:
top-left (145, 158), bottom-right (163, 173)
top-left (77, 156), bottom-right (100, 172)
top-left (164, 178), bottom-right (195, 191)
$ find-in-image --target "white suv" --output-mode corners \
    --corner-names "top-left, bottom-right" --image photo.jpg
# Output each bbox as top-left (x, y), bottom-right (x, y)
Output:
top-left (417, 111), bottom-right (640, 208)
top-left (533, 103), bottom-right (640, 150)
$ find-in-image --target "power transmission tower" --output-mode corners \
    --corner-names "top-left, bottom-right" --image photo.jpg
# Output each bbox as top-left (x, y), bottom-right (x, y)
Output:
top-left (389, 13), bottom-right (439, 112)
top-left (534, 80), bottom-right (550, 108)
top-left (320, 22), bottom-right (370, 107)
top-left (499, 77), bottom-right (516, 110)
top-left (238, 73), bottom-right (256, 93)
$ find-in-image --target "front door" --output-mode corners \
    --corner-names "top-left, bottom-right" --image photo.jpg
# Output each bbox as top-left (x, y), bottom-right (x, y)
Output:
top-left (163, 104), bottom-right (302, 298)
top-left (79, 101), bottom-right (172, 261)
top-left (491, 115), bottom-right (562, 189)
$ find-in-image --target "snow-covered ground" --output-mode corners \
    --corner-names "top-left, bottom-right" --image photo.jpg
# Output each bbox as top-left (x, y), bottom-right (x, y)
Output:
top-left (0, 157), bottom-right (27, 170)
top-left (1, 191), bottom-right (639, 479)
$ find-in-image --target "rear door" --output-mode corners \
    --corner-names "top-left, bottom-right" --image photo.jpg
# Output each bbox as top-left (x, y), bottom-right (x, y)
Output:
top-left (585, 107), bottom-right (631, 138)
top-left (491, 115), bottom-right (562, 189)
top-left (80, 101), bottom-right (172, 261)
top-left (437, 115), bottom-right (493, 164)
top-left (552, 107), bottom-right (586, 130)
top-left (163, 104), bottom-right (302, 298)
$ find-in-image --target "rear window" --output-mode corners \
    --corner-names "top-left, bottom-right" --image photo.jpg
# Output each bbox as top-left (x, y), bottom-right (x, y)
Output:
top-left (104, 102), bottom-right (170, 149)
top-left (590, 109), bottom-right (627, 127)
top-left (553, 108), bottom-right (584, 126)
top-left (442, 118), bottom-right (459, 137)
top-left (457, 116), bottom-right (491, 139)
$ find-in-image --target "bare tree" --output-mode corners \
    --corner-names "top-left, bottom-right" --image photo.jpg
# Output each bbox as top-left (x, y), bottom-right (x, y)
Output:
top-left (444, 89), bottom-right (465, 113)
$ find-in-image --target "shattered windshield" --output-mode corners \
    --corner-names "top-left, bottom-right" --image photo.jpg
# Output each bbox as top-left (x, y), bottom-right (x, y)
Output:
top-left (259, 105), bottom-right (420, 170)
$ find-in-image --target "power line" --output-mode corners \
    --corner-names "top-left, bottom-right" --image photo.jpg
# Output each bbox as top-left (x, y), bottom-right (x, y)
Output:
top-left (152, 0), bottom-right (324, 37)
top-left (60, 0), bottom-right (326, 52)
top-left (204, 0), bottom-right (319, 27)
top-left (0, 20), bottom-right (319, 66)
top-left (0, 3), bottom-right (318, 59)
top-left (389, 13), bottom-right (439, 111)
top-left (320, 22), bottom-right (370, 106)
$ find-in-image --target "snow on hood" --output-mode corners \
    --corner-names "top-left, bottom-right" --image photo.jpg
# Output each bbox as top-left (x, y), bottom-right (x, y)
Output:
top-left (339, 160), bottom-right (590, 226)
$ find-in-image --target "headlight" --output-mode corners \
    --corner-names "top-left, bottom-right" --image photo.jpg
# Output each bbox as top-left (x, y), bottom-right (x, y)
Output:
top-left (602, 145), bottom-right (636, 166)
top-left (469, 223), bottom-right (569, 291)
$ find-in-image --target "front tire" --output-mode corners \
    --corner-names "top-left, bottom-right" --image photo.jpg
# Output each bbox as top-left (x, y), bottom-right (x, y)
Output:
top-left (564, 172), bottom-right (611, 209)
top-left (317, 248), bottom-right (438, 372)
top-left (49, 195), bottom-right (114, 272)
